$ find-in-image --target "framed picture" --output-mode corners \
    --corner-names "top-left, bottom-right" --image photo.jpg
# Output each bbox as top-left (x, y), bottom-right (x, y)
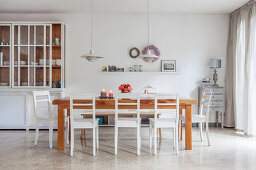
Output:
top-left (161, 60), bottom-right (176, 72)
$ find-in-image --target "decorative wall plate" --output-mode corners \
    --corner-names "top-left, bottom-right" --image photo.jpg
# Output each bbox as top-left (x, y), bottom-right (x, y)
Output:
top-left (129, 47), bottom-right (140, 58)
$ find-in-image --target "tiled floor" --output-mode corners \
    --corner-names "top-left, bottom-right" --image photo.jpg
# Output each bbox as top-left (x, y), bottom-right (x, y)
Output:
top-left (0, 127), bottom-right (256, 170)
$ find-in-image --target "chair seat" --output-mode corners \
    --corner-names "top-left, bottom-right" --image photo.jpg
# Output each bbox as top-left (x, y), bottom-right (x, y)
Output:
top-left (116, 118), bottom-right (141, 127)
top-left (149, 118), bottom-right (176, 128)
top-left (180, 115), bottom-right (206, 123)
top-left (72, 118), bottom-right (99, 128)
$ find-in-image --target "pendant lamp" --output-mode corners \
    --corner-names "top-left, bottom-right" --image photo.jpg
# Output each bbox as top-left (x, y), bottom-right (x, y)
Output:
top-left (81, 0), bottom-right (103, 62)
top-left (140, 0), bottom-right (159, 62)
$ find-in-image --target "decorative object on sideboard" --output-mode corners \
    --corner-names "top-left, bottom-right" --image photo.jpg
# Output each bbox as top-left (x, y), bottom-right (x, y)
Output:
top-left (209, 59), bottom-right (221, 86)
top-left (108, 65), bottom-right (124, 72)
top-left (80, 0), bottom-right (103, 62)
top-left (161, 60), bottom-right (176, 72)
top-left (129, 67), bottom-right (133, 72)
top-left (140, 0), bottom-right (160, 63)
top-left (102, 66), bottom-right (108, 72)
top-left (53, 37), bottom-right (60, 46)
top-left (134, 65), bottom-right (138, 72)
top-left (118, 84), bottom-right (133, 93)
top-left (139, 65), bottom-right (143, 72)
top-left (129, 47), bottom-right (140, 58)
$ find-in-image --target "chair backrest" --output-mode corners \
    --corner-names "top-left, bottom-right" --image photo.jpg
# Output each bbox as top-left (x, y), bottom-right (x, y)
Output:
top-left (199, 89), bottom-right (213, 120)
top-left (70, 93), bottom-right (96, 123)
top-left (154, 93), bottom-right (179, 123)
top-left (32, 90), bottom-right (52, 119)
top-left (115, 93), bottom-right (140, 121)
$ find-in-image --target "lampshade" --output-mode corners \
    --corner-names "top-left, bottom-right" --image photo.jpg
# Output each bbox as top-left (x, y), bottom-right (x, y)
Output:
top-left (209, 59), bottom-right (221, 68)
top-left (140, 50), bottom-right (159, 62)
top-left (81, 50), bottom-right (103, 62)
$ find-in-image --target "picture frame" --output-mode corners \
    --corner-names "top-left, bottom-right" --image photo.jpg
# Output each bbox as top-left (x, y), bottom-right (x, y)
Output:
top-left (161, 60), bottom-right (176, 72)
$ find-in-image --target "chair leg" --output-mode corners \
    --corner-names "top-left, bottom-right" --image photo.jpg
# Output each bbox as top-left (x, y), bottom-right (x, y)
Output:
top-left (49, 120), bottom-right (53, 149)
top-left (173, 128), bottom-right (176, 148)
top-left (96, 125), bottom-right (99, 149)
top-left (137, 125), bottom-right (141, 156)
top-left (206, 122), bottom-right (211, 146)
top-left (154, 127), bottom-right (157, 155)
top-left (70, 126), bottom-right (74, 156)
top-left (199, 122), bottom-right (203, 142)
top-left (66, 119), bottom-right (69, 145)
top-left (34, 120), bottom-right (39, 146)
top-left (114, 125), bottom-right (118, 155)
top-left (80, 129), bottom-right (84, 139)
top-left (175, 125), bottom-right (179, 155)
top-left (149, 122), bottom-right (152, 149)
top-left (93, 127), bottom-right (96, 156)
top-left (221, 112), bottom-right (224, 129)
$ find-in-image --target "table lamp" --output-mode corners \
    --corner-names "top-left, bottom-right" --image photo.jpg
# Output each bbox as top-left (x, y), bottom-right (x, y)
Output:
top-left (209, 59), bottom-right (221, 86)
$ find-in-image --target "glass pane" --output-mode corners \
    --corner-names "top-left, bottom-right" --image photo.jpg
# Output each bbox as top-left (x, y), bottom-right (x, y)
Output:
top-left (29, 67), bottom-right (35, 86)
top-left (46, 46), bottom-right (50, 66)
top-left (14, 26), bottom-right (18, 45)
top-left (14, 67), bottom-right (18, 86)
top-left (36, 26), bottom-right (44, 45)
top-left (46, 67), bottom-right (50, 87)
top-left (29, 47), bottom-right (35, 65)
top-left (36, 46), bottom-right (44, 66)
top-left (36, 67), bottom-right (44, 86)
top-left (0, 26), bottom-right (10, 45)
top-left (14, 47), bottom-right (18, 65)
top-left (0, 46), bottom-right (10, 65)
top-left (46, 26), bottom-right (50, 45)
top-left (30, 26), bottom-right (35, 45)
top-left (20, 47), bottom-right (28, 66)
top-left (0, 68), bottom-right (9, 86)
top-left (52, 67), bottom-right (61, 88)
top-left (52, 24), bottom-right (61, 46)
top-left (20, 67), bottom-right (28, 86)
top-left (20, 26), bottom-right (28, 45)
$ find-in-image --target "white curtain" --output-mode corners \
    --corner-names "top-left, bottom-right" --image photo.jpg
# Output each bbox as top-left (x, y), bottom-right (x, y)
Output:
top-left (226, 0), bottom-right (256, 136)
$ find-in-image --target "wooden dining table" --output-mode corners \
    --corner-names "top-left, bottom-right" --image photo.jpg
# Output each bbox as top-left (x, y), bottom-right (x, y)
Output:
top-left (52, 97), bottom-right (197, 151)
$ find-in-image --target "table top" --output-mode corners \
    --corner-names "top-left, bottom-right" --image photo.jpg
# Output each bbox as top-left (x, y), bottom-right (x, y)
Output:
top-left (52, 97), bottom-right (197, 106)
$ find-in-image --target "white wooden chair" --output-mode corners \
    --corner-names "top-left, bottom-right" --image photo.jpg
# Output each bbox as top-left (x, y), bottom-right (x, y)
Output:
top-left (179, 89), bottom-right (212, 145)
top-left (149, 94), bottom-right (179, 155)
top-left (70, 94), bottom-right (99, 156)
top-left (33, 91), bottom-right (69, 149)
top-left (115, 93), bottom-right (141, 155)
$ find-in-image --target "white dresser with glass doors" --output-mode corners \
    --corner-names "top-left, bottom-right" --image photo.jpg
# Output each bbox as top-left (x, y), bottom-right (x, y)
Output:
top-left (0, 22), bottom-right (65, 129)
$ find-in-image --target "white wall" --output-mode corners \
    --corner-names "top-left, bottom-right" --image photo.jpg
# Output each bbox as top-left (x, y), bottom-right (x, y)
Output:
top-left (0, 13), bottom-right (229, 128)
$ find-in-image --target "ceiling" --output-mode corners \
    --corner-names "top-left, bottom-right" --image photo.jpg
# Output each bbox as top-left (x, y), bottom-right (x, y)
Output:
top-left (0, 0), bottom-right (249, 15)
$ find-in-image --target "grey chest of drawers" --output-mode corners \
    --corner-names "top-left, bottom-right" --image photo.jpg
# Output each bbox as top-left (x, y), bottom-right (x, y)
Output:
top-left (198, 85), bottom-right (225, 129)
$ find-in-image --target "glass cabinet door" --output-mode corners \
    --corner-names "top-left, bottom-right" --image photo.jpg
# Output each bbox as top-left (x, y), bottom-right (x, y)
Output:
top-left (13, 24), bottom-right (52, 88)
top-left (0, 24), bottom-right (11, 87)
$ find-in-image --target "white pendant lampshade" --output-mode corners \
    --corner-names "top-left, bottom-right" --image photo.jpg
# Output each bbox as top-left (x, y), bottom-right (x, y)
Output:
top-left (81, 50), bottom-right (103, 62)
top-left (81, 0), bottom-right (103, 62)
top-left (140, 0), bottom-right (159, 62)
top-left (142, 50), bottom-right (159, 62)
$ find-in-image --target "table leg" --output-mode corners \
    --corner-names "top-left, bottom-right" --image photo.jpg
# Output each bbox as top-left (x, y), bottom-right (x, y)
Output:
top-left (67, 109), bottom-right (71, 142)
top-left (185, 105), bottom-right (192, 150)
top-left (57, 104), bottom-right (65, 150)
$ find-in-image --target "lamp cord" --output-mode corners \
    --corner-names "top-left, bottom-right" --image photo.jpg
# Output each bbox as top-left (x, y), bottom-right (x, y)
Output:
top-left (90, 0), bottom-right (93, 52)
